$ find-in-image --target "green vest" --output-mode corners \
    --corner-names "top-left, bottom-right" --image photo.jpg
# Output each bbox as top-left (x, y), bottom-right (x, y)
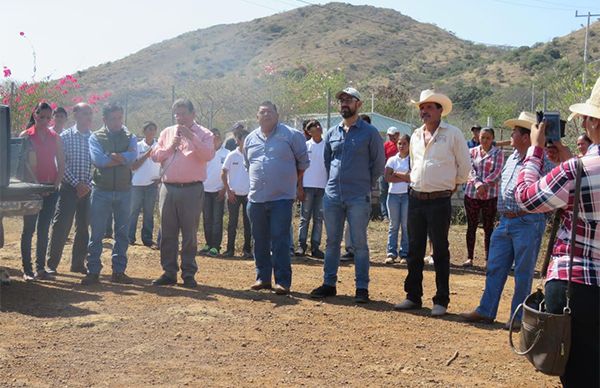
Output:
top-left (92, 127), bottom-right (133, 191)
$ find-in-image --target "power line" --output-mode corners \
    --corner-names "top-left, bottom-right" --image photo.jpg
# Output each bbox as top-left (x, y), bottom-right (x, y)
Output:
top-left (529, 0), bottom-right (600, 10)
top-left (489, 0), bottom-right (575, 11)
top-left (238, 0), bottom-right (285, 13)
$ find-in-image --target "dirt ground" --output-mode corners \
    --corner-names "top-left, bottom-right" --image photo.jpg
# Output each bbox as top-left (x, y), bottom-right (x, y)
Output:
top-left (0, 216), bottom-right (560, 387)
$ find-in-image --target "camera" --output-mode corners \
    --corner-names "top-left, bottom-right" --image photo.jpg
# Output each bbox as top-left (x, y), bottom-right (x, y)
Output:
top-left (536, 111), bottom-right (565, 144)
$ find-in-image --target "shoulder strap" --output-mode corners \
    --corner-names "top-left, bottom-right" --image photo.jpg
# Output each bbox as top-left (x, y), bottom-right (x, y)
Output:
top-left (564, 157), bottom-right (584, 311)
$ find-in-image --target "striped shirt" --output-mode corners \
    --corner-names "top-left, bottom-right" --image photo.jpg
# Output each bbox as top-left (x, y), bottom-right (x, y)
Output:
top-left (464, 145), bottom-right (504, 200)
top-left (61, 125), bottom-right (92, 189)
top-left (497, 149), bottom-right (553, 213)
top-left (516, 144), bottom-right (600, 286)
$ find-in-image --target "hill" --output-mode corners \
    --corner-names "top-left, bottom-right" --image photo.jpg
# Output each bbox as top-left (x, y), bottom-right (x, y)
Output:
top-left (74, 2), bottom-right (600, 131)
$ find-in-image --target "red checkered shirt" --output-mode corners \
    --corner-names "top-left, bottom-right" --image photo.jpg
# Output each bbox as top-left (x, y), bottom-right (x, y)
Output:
top-left (464, 145), bottom-right (504, 200)
top-left (516, 144), bottom-right (600, 286)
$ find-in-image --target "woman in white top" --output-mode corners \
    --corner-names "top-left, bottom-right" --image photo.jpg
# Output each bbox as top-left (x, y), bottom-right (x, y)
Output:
top-left (384, 134), bottom-right (411, 264)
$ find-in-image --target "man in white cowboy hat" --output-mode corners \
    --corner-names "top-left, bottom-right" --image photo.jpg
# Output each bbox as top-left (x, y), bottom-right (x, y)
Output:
top-left (310, 87), bottom-right (385, 303)
top-left (394, 89), bottom-right (470, 316)
top-left (460, 111), bottom-right (553, 328)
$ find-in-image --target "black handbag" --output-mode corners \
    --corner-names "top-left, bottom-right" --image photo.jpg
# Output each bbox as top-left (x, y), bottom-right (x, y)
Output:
top-left (508, 157), bottom-right (583, 376)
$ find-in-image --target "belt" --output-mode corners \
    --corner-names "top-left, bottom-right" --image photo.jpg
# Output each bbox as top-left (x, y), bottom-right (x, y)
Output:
top-left (163, 181), bottom-right (202, 188)
top-left (409, 189), bottom-right (452, 200)
top-left (501, 211), bottom-right (528, 219)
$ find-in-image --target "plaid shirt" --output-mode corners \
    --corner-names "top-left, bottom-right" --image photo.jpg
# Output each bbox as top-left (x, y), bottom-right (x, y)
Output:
top-left (516, 144), bottom-right (600, 287)
top-left (465, 145), bottom-right (504, 200)
top-left (61, 125), bottom-right (92, 189)
top-left (497, 149), bottom-right (553, 213)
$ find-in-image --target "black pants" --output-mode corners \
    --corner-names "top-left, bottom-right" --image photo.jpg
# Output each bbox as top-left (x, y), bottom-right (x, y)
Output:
top-left (46, 184), bottom-right (90, 272)
top-left (545, 280), bottom-right (600, 388)
top-left (202, 191), bottom-right (225, 250)
top-left (227, 195), bottom-right (251, 253)
top-left (404, 195), bottom-right (452, 307)
top-left (21, 190), bottom-right (59, 274)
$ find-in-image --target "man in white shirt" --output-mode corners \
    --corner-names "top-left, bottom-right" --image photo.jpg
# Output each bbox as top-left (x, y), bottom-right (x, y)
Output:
top-left (200, 128), bottom-right (230, 257)
top-left (221, 127), bottom-right (251, 258)
top-left (394, 90), bottom-right (471, 317)
top-left (295, 119), bottom-right (327, 259)
top-left (128, 121), bottom-right (161, 248)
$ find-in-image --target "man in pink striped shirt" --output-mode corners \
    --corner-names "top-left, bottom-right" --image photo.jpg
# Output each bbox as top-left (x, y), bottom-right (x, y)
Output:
top-left (151, 99), bottom-right (214, 288)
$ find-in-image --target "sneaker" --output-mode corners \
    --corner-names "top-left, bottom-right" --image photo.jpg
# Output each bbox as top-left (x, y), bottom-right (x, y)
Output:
top-left (354, 288), bottom-right (370, 304)
top-left (198, 245), bottom-right (210, 255)
top-left (385, 253), bottom-right (397, 264)
top-left (399, 258), bottom-right (407, 265)
top-left (310, 249), bottom-right (324, 259)
top-left (111, 273), bottom-right (133, 284)
top-left (394, 299), bottom-right (421, 310)
top-left (70, 267), bottom-right (88, 274)
top-left (35, 270), bottom-right (55, 281)
top-left (294, 247), bottom-right (306, 256)
top-left (459, 310), bottom-right (494, 324)
top-left (23, 273), bottom-right (35, 282)
top-left (431, 304), bottom-right (447, 317)
top-left (250, 280), bottom-right (272, 290)
top-left (46, 268), bottom-right (58, 275)
top-left (208, 247), bottom-right (219, 257)
top-left (222, 250), bottom-right (235, 258)
top-left (242, 250), bottom-right (253, 259)
top-left (462, 259), bottom-right (473, 268)
top-left (340, 251), bottom-right (354, 262)
top-left (424, 255), bottom-right (434, 265)
top-left (310, 284), bottom-right (337, 298)
top-left (182, 277), bottom-right (198, 289)
top-left (81, 274), bottom-right (100, 286)
top-left (152, 274), bottom-right (177, 286)
top-left (273, 284), bottom-right (290, 295)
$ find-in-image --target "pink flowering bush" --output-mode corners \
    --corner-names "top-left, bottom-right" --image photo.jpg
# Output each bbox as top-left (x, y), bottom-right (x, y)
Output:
top-left (1, 31), bottom-right (112, 134)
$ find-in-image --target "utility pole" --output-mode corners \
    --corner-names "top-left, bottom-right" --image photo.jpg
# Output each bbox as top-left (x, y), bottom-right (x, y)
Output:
top-left (530, 83), bottom-right (535, 111)
top-left (326, 88), bottom-right (331, 130)
top-left (575, 11), bottom-right (600, 92)
top-left (371, 92), bottom-right (375, 113)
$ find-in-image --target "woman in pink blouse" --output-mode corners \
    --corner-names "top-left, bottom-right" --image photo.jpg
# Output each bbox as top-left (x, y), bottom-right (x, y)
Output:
top-left (463, 127), bottom-right (504, 267)
top-left (515, 76), bottom-right (600, 387)
top-left (19, 102), bottom-right (65, 281)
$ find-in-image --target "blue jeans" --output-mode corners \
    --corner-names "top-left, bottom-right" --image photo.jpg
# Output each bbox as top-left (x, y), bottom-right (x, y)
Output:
top-left (247, 199), bottom-right (293, 288)
top-left (378, 176), bottom-right (389, 218)
top-left (298, 187), bottom-right (324, 251)
top-left (323, 195), bottom-right (371, 289)
top-left (87, 188), bottom-right (132, 275)
top-left (386, 193), bottom-right (409, 258)
top-left (476, 214), bottom-right (545, 321)
top-left (21, 190), bottom-right (59, 274)
top-left (128, 184), bottom-right (158, 245)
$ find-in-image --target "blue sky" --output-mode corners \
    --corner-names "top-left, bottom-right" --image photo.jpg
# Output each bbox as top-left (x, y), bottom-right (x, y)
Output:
top-left (2, 0), bottom-right (599, 81)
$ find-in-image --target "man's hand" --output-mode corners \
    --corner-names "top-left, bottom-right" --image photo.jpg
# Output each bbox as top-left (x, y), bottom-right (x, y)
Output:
top-left (170, 133), bottom-right (182, 151)
top-left (227, 189), bottom-right (237, 204)
top-left (297, 186), bottom-right (305, 202)
top-left (531, 122), bottom-right (546, 148)
top-left (75, 182), bottom-right (90, 198)
top-left (476, 184), bottom-right (487, 199)
top-left (177, 125), bottom-right (194, 140)
top-left (110, 153), bottom-right (126, 164)
top-left (217, 188), bottom-right (226, 201)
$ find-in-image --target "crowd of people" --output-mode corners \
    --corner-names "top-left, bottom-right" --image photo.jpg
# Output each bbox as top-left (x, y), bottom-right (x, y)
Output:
top-left (14, 78), bottom-right (600, 386)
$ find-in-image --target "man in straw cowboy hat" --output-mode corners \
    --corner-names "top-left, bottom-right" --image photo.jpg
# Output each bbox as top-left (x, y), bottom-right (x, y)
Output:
top-left (514, 76), bottom-right (600, 386)
top-left (394, 89), bottom-right (470, 316)
top-left (460, 111), bottom-right (553, 328)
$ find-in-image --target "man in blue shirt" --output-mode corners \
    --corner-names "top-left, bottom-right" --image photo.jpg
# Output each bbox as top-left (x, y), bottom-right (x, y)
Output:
top-left (82, 103), bottom-right (137, 285)
top-left (243, 101), bottom-right (309, 295)
top-left (310, 87), bottom-right (385, 303)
